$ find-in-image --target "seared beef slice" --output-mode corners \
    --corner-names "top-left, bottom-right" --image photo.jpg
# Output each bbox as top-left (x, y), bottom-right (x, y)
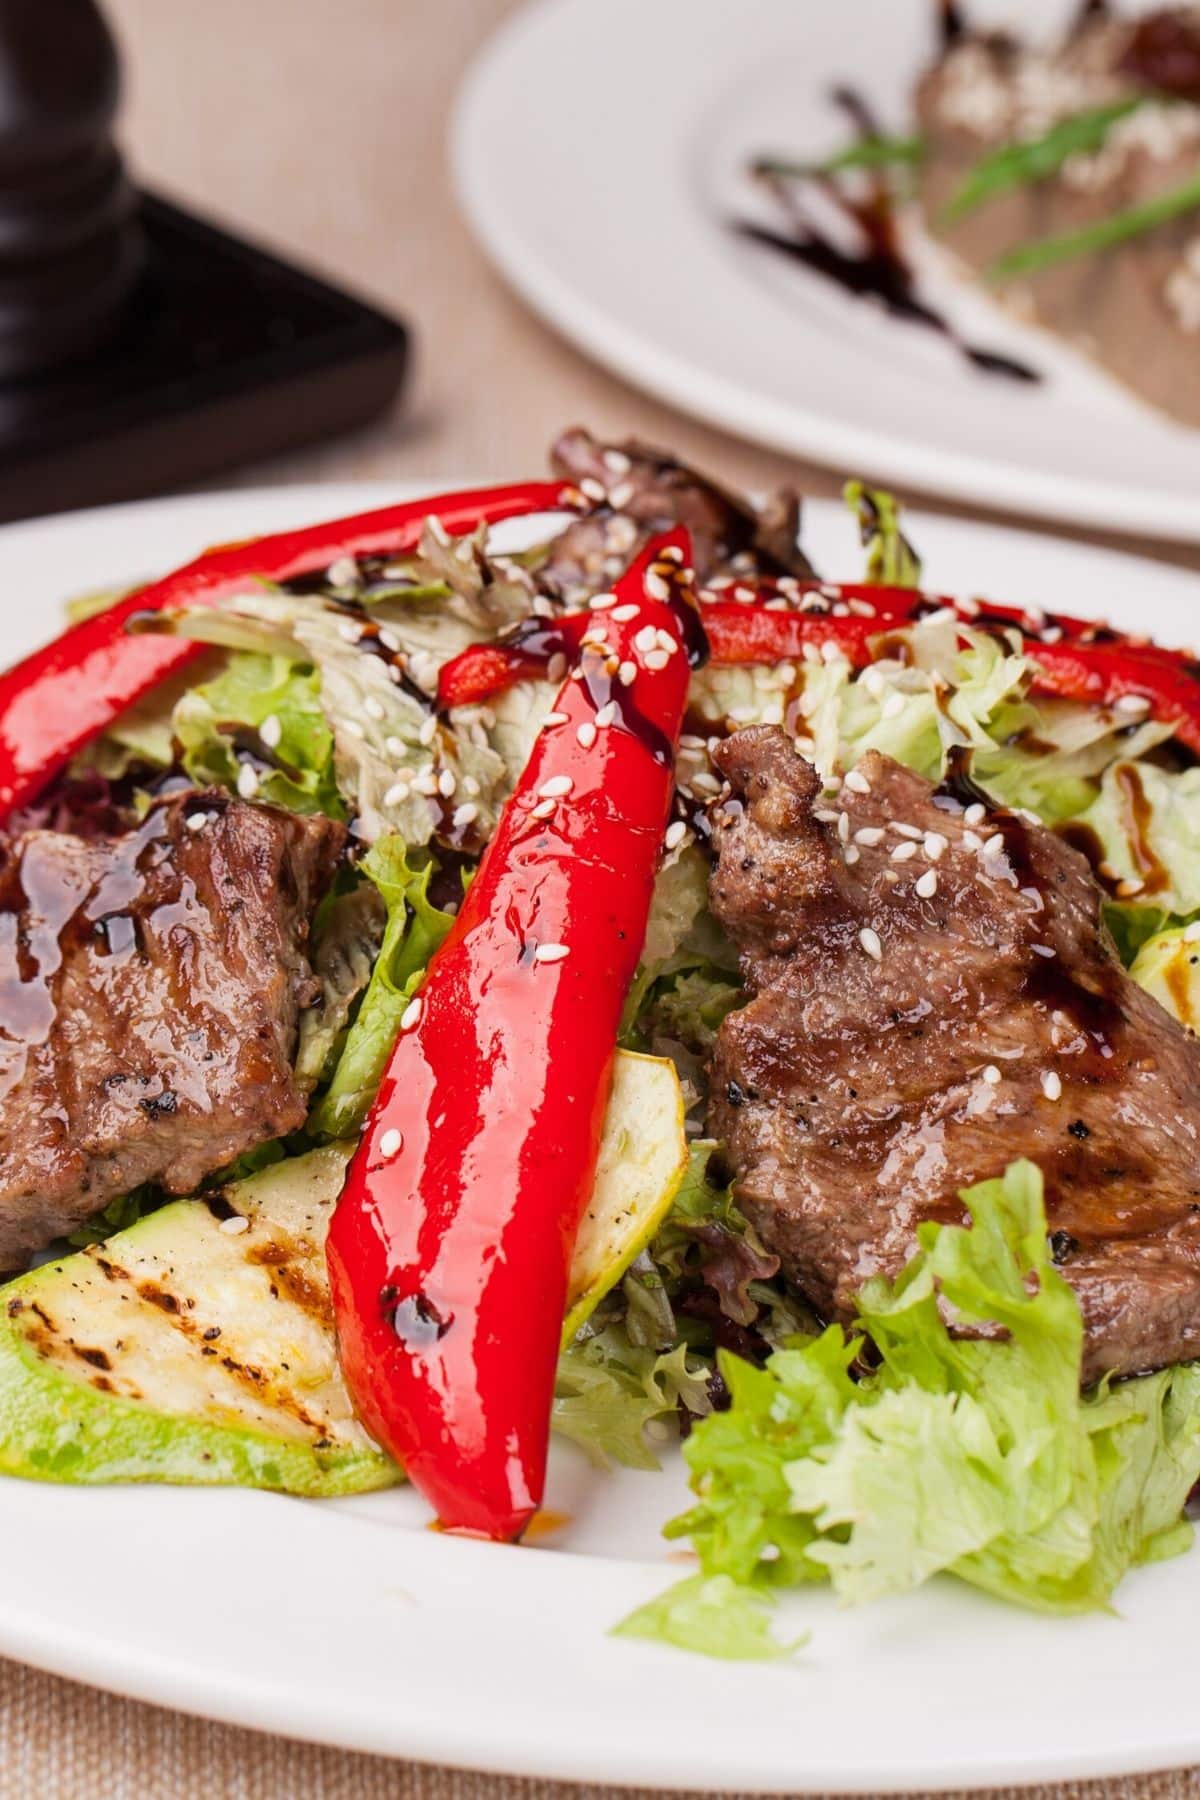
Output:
top-left (706, 727), bottom-right (1200, 1383)
top-left (0, 791), bottom-right (344, 1264)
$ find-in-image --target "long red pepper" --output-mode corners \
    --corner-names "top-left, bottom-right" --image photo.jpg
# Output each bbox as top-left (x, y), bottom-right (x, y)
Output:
top-left (325, 530), bottom-right (695, 1539)
top-left (0, 480), bottom-right (581, 822)
top-left (439, 593), bottom-right (1200, 753)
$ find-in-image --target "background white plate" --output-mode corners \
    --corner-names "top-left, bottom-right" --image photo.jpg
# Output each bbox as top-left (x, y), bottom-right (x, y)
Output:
top-left (3, 484), bottom-right (1200, 1789)
top-left (452, 0), bottom-right (1200, 545)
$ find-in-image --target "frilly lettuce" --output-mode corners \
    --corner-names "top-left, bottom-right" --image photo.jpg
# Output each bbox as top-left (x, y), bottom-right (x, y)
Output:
top-left (307, 837), bottom-right (453, 1140)
top-left (174, 652), bottom-right (343, 817)
top-left (623, 1162), bottom-right (1200, 1657)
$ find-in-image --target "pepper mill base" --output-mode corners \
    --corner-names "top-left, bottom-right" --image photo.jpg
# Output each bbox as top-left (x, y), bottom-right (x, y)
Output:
top-left (0, 191), bottom-right (409, 524)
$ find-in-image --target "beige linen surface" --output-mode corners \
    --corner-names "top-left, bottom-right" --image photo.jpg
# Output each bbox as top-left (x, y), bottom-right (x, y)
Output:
top-left (3, 1), bottom-right (1200, 1794)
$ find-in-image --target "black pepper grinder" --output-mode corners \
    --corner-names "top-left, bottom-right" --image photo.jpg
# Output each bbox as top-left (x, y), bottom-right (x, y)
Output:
top-left (0, 0), bottom-right (407, 522)
top-left (0, 0), bottom-right (143, 379)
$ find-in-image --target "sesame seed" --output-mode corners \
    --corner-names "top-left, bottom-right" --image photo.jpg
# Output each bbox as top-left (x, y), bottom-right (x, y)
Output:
top-left (837, 812), bottom-right (851, 842)
top-left (982, 1064), bottom-right (1001, 1085)
top-left (882, 693), bottom-right (906, 719)
top-left (328, 556), bottom-right (358, 587)
top-left (690, 771), bottom-right (721, 796)
top-left (452, 803), bottom-right (478, 831)
top-left (534, 942), bottom-right (570, 963)
top-left (844, 769), bottom-right (871, 795)
top-left (644, 571), bottom-right (670, 602)
top-left (893, 822), bottom-right (923, 840)
top-left (543, 711), bottom-right (568, 728)
top-left (259, 714), bottom-right (282, 749)
top-left (589, 591), bottom-right (617, 611)
top-left (644, 650), bottom-right (671, 671)
top-left (595, 701), bottom-right (618, 727)
top-left (891, 841), bottom-right (917, 862)
top-left (1041, 1070), bottom-right (1062, 1101)
top-left (1020, 886), bottom-right (1044, 911)
top-left (1185, 921), bottom-right (1200, 943)
top-left (603, 448), bottom-right (631, 475)
top-left (1031, 943), bottom-right (1056, 959)
top-left (579, 476), bottom-right (607, 502)
top-left (337, 620), bottom-right (363, 644)
top-left (815, 808), bottom-right (840, 824)
top-left (854, 826), bottom-right (885, 846)
top-left (379, 1128), bottom-right (404, 1159)
top-left (664, 820), bottom-right (688, 851)
top-left (633, 625), bottom-right (658, 653)
top-left (923, 832), bottom-right (948, 861)
top-left (530, 798), bottom-right (557, 820)
top-left (982, 832), bottom-right (1005, 857)
top-left (859, 927), bottom-right (883, 961)
top-left (964, 803), bottom-right (986, 827)
top-left (437, 769), bottom-right (456, 798)
top-left (365, 695), bottom-right (385, 721)
top-left (656, 629), bottom-right (679, 654)
top-left (386, 736), bottom-right (407, 758)
top-left (419, 715), bottom-right (439, 747)
top-left (378, 628), bottom-right (401, 653)
top-left (915, 869), bottom-right (938, 898)
top-left (607, 480), bottom-right (636, 509)
top-left (611, 603), bottom-right (640, 621)
top-left (576, 721), bottom-right (597, 749)
top-left (1116, 877), bottom-right (1146, 898)
top-left (220, 1214), bottom-right (250, 1235)
top-left (236, 763), bottom-right (259, 800)
top-left (400, 997), bottom-right (423, 1031)
top-left (618, 661), bottom-right (637, 686)
top-left (383, 781), bottom-right (410, 808)
top-left (1115, 693), bottom-right (1151, 714)
top-left (539, 775), bottom-right (573, 798)
top-left (185, 811), bottom-right (209, 832)
top-left (844, 845), bottom-right (861, 865)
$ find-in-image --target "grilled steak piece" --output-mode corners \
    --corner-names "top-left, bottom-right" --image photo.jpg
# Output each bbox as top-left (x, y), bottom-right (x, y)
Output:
top-left (0, 790), bottom-right (345, 1266)
top-left (706, 727), bottom-right (1200, 1384)
top-left (915, 11), bottom-right (1200, 426)
top-left (542, 427), bottom-right (815, 602)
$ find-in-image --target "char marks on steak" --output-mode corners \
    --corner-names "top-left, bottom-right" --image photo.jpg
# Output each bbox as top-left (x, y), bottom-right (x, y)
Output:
top-left (706, 726), bottom-right (1200, 1383)
top-left (0, 789), bottom-right (345, 1265)
top-left (542, 427), bottom-right (815, 601)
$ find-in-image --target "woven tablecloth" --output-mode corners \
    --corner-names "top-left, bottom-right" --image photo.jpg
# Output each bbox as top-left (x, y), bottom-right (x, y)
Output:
top-left (3, 0), bottom-right (1198, 1792)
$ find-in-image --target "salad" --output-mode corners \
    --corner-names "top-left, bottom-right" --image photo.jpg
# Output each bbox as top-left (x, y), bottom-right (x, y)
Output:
top-left (1, 428), bottom-right (1200, 1661)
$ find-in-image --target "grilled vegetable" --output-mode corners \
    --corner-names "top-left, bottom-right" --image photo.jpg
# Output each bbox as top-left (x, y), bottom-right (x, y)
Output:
top-left (327, 530), bottom-right (698, 1541)
top-left (0, 1053), bottom-right (686, 1490)
top-left (0, 480), bottom-right (583, 823)
top-left (1130, 924), bottom-right (1200, 1035)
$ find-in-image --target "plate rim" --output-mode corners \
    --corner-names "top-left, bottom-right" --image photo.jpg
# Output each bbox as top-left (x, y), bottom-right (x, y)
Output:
top-left (451, 0), bottom-right (1200, 547)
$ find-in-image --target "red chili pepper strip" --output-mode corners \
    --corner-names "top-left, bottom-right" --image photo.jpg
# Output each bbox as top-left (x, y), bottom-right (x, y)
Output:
top-left (326, 530), bottom-right (695, 1540)
top-left (0, 480), bottom-right (581, 822)
top-left (1026, 639), bottom-right (1200, 755)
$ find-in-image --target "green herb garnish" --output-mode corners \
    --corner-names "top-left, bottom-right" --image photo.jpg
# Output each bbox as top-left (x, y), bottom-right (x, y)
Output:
top-left (945, 97), bottom-right (1145, 221)
top-left (990, 166), bottom-right (1200, 276)
top-left (753, 135), bottom-right (924, 182)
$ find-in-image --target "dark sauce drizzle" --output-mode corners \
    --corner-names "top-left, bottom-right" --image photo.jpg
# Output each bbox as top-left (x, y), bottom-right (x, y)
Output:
top-left (737, 79), bottom-right (1040, 386)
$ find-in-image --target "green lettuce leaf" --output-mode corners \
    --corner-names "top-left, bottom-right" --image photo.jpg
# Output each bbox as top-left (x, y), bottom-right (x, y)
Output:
top-left (614, 1573), bottom-right (804, 1662)
top-left (307, 837), bottom-right (453, 1139)
top-left (630, 1162), bottom-right (1200, 1655)
top-left (173, 652), bottom-right (343, 817)
top-left (844, 481), bottom-right (921, 588)
top-left (1079, 761), bottom-right (1200, 917)
top-left (554, 1334), bottom-right (710, 1470)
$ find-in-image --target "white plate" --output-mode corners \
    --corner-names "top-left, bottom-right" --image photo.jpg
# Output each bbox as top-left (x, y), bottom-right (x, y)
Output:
top-left (3, 484), bottom-right (1200, 1790)
top-left (452, 0), bottom-right (1200, 545)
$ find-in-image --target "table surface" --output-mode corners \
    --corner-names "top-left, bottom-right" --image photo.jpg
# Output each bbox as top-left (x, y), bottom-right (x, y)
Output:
top-left (3, 0), bottom-right (1199, 1794)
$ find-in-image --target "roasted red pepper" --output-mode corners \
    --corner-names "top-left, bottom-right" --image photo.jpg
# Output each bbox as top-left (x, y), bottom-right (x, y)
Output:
top-left (439, 588), bottom-right (1200, 754)
top-left (0, 480), bottom-right (581, 822)
top-left (326, 530), bottom-right (696, 1539)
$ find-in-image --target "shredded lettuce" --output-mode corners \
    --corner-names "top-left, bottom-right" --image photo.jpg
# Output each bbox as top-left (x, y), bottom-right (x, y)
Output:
top-left (307, 838), bottom-right (453, 1139)
top-left (622, 1162), bottom-right (1200, 1657)
top-left (1080, 761), bottom-right (1200, 917)
top-left (173, 652), bottom-right (343, 817)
